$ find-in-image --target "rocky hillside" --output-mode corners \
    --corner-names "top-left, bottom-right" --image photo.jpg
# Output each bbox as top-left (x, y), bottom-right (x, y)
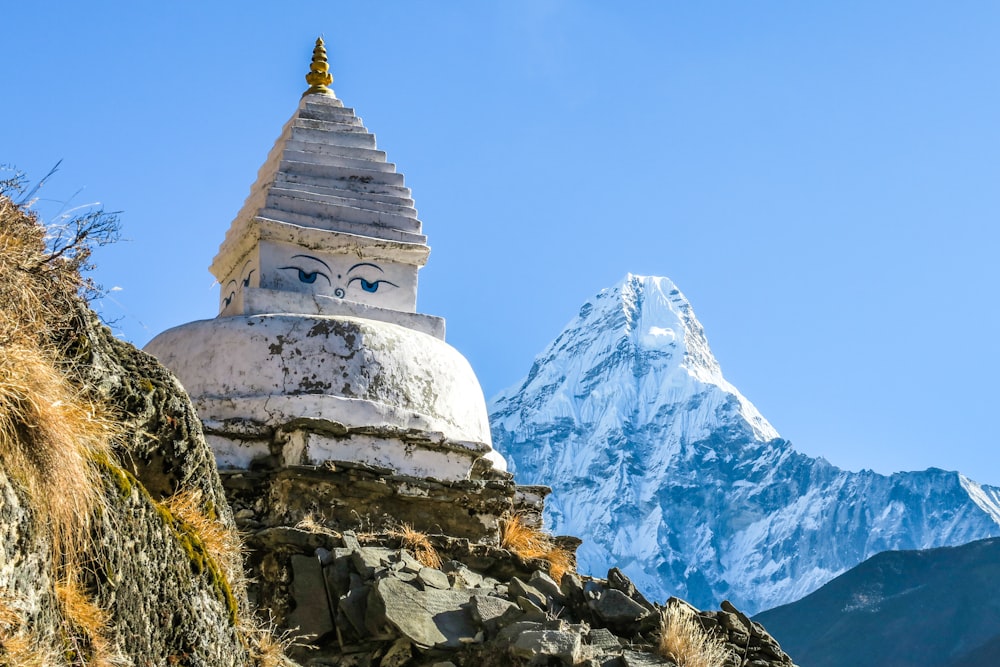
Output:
top-left (491, 274), bottom-right (1000, 614)
top-left (754, 537), bottom-right (1000, 667)
top-left (0, 185), bottom-right (283, 665)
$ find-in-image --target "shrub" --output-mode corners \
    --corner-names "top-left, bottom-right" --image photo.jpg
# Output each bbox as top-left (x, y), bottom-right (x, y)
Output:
top-left (499, 512), bottom-right (574, 582)
top-left (657, 603), bottom-right (734, 667)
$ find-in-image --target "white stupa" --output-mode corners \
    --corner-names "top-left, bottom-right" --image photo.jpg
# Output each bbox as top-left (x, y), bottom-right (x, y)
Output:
top-left (145, 38), bottom-right (505, 480)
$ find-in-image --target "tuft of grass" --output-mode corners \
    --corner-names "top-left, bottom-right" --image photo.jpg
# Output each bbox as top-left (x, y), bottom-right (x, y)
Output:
top-left (499, 513), bottom-right (574, 582)
top-left (294, 514), bottom-right (340, 539)
top-left (0, 342), bottom-right (117, 568)
top-left (0, 595), bottom-right (55, 667)
top-left (657, 604), bottom-right (734, 667)
top-left (393, 524), bottom-right (442, 569)
top-left (241, 613), bottom-right (306, 667)
top-left (161, 489), bottom-right (247, 606)
top-left (56, 575), bottom-right (117, 666)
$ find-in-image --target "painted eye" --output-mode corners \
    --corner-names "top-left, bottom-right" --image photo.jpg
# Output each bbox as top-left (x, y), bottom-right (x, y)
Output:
top-left (241, 269), bottom-right (256, 288)
top-left (223, 291), bottom-right (235, 307)
top-left (279, 266), bottom-right (330, 285)
top-left (348, 276), bottom-right (398, 293)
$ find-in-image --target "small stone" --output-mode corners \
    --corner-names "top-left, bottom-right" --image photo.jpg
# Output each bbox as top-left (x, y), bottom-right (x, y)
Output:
top-left (418, 567), bottom-right (451, 590)
top-left (621, 650), bottom-right (667, 666)
top-left (234, 508), bottom-right (254, 520)
top-left (510, 630), bottom-right (582, 665)
top-left (287, 554), bottom-right (333, 639)
top-left (468, 594), bottom-right (518, 633)
top-left (379, 638), bottom-right (412, 667)
top-left (509, 577), bottom-right (547, 609)
top-left (530, 570), bottom-right (566, 604)
top-left (516, 595), bottom-right (547, 620)
top-left (497, 620), bottom-right (545, 642)
top-left (342, 530), bottom-right (361, 551)
top-left (591, 589), bottom-right (650, 626)
top-left (587, 627), bottom-right (622, 652)
top-left (374, 577), bottom-right (476, 648)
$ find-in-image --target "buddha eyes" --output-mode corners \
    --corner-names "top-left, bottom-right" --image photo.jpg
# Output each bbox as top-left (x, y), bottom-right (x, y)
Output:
top-left (277, 257), bottom-right (396, 296)
top-left (348, 276), bottom-right (398, 293)
top-left (279, 266), bottom-right (331, 285)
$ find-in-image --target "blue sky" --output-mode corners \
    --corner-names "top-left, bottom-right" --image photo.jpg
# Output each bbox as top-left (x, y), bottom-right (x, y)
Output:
top-left (4, 2), bottom-right (999, 485)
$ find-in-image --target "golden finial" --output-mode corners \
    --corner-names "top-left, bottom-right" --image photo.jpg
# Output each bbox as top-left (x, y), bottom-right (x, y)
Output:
top-left (303, 37), bottom-right (334, 97)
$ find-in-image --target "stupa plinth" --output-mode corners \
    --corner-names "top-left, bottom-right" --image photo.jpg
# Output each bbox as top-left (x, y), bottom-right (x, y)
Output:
top-left (146, 38), bottom-right (505, 480)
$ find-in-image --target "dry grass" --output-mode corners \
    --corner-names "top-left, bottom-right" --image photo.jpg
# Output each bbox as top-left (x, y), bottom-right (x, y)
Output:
top-left (499, 513), bottom-right (574, 582)
top-left (393, 524), bottom-right (442, 569)
top-left (56, 576), bottom-right (117, 666)
top-left (161, 489), bottom-right (247, 601)
top-left (294, 514), bottom-right (340, 539)
top-left (0, 596), bottom-right (55, 667)
top-left (0, 342), bottom-right (116, 568)
top-left (657, 604), bottom-right (734, 667)
top-left (0, 188), bottom-right (120, 572)
top-left (241, 613), bottom-right (307, 667)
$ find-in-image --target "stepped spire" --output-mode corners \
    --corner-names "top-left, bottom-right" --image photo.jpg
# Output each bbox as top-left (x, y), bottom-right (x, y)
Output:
top-left (303, 36), bottom-right (334, 97)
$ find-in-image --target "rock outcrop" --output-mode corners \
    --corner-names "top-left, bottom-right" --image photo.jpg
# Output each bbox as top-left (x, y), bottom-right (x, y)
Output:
top-left (0, 192), bottom-right (275, 665)
top-left (240, 525), bottom-right (794, 666)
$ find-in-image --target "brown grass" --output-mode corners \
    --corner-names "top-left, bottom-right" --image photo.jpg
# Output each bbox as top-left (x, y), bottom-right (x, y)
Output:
top-left (161, 489), bottom-right (246, 601)
top-left (294, 514), bottom-right (340, 539)
top-left (241, 613), bottom-right (306, 667)
top-left (0, 596), bottom-right (55, 667)
top-left (0, 189), bottom-right (119, 573)
top-left (393, 524), bottom-right (442, 569)
top-left (657, 604), bottom-right (734, 667)
top-left (499, 513), bottom-right (574, 582)
top-left (0, 342), bottom-right (116, 568)
top-left (56, 576), bottom-right (116, 666)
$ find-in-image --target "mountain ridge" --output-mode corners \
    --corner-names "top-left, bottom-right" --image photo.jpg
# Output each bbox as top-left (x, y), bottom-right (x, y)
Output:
top-left (490, 273), bottom-right (1000, 614)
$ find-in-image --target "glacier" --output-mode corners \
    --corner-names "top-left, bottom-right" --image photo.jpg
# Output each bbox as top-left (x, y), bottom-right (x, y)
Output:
top-left (489, 273), bottom-right (1000, 614)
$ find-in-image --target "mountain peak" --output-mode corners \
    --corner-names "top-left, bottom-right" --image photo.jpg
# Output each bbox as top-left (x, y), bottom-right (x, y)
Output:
top-left (492, 273), bottom-right (777, 444)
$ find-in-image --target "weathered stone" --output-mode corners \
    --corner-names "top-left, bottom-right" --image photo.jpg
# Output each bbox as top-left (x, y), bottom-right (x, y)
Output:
top-left (510, 630), bottom-right (582, 665)
top-left (380, 638), bottom-right (413, 667)
top-left (622, 650), bottom-right (669, 666)
top-left (587, 627), bottom-right (622, 652)
top-left (591, 589), bottom-right (650, 626)
top-left (509, 577), bottom-right (547, 609)
top-left (287, 554), bottom-right (334, 639)
top-left (352, 547), bottom-right (392, 579)
top-left (607, 568), bottom-right (655, 612)
top-left (338, 585), bottom-right (370, 637)
top-left (374, 577), bottom-right (477, 648)
top-left (516, 595), bottom-right (547, 620)
top-left (497, 620), bottom-right (546, 642)
top-left (418, 566), bottom-right (451, 590)
top-left (530, 570), bottom-right (565, 604)
top-left (468, 594), bottom-right (519, 634)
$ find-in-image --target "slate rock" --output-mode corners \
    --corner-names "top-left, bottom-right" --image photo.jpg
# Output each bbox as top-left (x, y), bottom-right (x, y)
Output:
top-left (510, 577), bottom-right (548, 609)
top-left (510, 630), bottom-right (582, 665)
top-left (374, 577), bottom-right (477, 648)
top-left (622, 649), bottom-right (670, 666)
top-left (587, 627), bottom-right (622, 652)
top-left (468, 594), bottom-right (518, 634)
top-left (530, 570), bottom-right (566, 604)
top-left (287, 554), bottom-right (334, 639)
top-left (418, 566), bottom-right (451, 590)
top-left (591, 589), bottom-right (650, 625)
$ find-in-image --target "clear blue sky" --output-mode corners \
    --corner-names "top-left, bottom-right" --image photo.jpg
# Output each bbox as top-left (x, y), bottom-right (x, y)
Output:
top-left (4, 2), bottom-right (999, 485)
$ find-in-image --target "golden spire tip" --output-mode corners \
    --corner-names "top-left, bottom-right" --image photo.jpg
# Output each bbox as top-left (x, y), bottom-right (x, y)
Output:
top-left (303, 36), bottom-right (335, 97)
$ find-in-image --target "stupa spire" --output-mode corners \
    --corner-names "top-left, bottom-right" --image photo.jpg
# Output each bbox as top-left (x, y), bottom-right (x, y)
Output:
top-left (303, 36), bottom-right (334, 97)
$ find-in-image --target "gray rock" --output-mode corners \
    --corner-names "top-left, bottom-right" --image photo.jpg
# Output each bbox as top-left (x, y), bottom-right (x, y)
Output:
top-left (531, 570), bottom-right (566, 604)
top-left (338, 585), bottom-right (369, 636)
top-left (497, 620), bottom-right (546, 642)
top-left (352, 547), bottom-right (392, 579)
top-left (587, 627), bottom-right (622, 652)
top-left (418, 566), bottom-right (451, 590)
top-left (516, 595), bottom-right (547, 620)
top-left (510, 630), bottom-right (582, 665)
top-left (510, 577), bottom-right (548, 609)
top-left (591, 589), bottom-right (651, 625)
top-left (374, 577), bottom-right (476, 648)
top-left (379, 638), bottom-right (412, 667)
top-left (342, 530), bottom-right (361, 551)
top-left (622, 649), bottom-right (670, 666)
top-left (287, 554), bottom-right (334, 639)
top-left (468, 594), bottom-right (518, 633)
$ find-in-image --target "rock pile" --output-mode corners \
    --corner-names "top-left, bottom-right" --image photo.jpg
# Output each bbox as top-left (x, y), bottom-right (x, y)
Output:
top-left (268, 529), bottom-right (795, 667)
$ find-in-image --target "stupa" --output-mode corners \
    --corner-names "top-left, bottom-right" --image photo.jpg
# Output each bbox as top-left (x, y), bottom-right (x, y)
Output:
top-left (145, 38), bottom-right (505, 481)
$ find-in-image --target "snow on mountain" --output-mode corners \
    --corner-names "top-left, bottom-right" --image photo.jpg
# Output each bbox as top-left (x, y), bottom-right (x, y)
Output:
top-left (489, 274), bottom-right (1000, 614)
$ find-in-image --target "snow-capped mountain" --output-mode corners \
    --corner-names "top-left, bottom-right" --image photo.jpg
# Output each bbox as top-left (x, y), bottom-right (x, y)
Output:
top-left (489, 274), bottom-right (1000, 614)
